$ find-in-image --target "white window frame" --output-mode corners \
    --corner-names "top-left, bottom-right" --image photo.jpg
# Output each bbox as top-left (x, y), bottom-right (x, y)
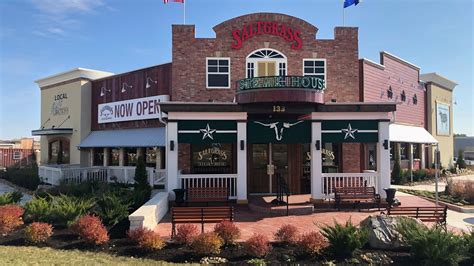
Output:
top-left (13, 151), bottom-right (21, 160)
top-left (206, 57), bottom-right (231, 89)
top-left (246, 48), bottom-right (287, 78)
top-left (302, 58), bottom-right (327, 87)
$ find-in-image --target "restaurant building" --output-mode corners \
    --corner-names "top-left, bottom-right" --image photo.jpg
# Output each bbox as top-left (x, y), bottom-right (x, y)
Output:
top-left (33, 13), bottom-right (454, 203)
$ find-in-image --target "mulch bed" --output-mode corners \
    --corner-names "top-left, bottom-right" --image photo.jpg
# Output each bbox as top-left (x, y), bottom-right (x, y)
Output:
top-left (0, 226), bottom-right (417, 265)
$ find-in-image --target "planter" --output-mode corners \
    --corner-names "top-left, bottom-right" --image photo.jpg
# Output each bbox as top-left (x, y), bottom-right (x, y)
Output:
top-left (384, 188), bottom-right (397, 207)
top-left (173, 188), bottom-right (186, 207)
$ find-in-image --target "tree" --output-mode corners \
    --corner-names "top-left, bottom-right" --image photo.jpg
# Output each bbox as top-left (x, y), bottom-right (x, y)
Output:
top-left (456, 149), bottom-right (467, 169)
top-left (133, 156), bottom-right (151, 208)
top-left (391, 151), bottom-right (403, 185)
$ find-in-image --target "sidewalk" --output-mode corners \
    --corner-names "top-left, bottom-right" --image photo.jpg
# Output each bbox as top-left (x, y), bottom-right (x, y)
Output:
top-left (0, 181), bottom-right (32, 205)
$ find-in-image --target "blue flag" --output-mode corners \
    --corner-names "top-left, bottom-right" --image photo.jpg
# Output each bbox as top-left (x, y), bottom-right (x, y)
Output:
top-left (344, 0), bottom-right (360, 8)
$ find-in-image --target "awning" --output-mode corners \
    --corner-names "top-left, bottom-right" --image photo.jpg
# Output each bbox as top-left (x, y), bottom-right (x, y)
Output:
top-left (389, 124), bottom-right (438, 144)
top-left (32, 128), bottom-right (73, 136)
top-left (78, 128), bottom-right (165, 148)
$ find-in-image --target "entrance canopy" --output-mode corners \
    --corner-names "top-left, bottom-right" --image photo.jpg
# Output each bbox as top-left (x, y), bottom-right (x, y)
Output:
top-left (78, 127), bottom-right (165, 148)
top-left (389, 123), bottom-right (438, 144)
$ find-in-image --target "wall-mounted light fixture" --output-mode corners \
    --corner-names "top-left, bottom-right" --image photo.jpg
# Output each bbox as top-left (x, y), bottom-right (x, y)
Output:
top-left (240, 140), bottom-right (245, 151)
top-left (170, 140), bottom-right (175, 151)
top-left (121, 82), bottom-right (133, 93)
top-left (100, 86), bottom-right (111, 96)
top-left (315, 140), bottom-right (321, 150)
top-left (145, 77), bottom-right (158, 89)
top-left (383, 139), bottom-right (389, 150)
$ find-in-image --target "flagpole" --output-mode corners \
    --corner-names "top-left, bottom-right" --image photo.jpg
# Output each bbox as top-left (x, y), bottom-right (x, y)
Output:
top-left (183, 0), bottom-right (186, 24)
top-left (343, 6), bottom-right (345, 26)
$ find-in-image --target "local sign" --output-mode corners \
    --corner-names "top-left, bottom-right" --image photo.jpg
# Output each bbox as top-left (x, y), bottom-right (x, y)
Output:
top-left (237, 76), bottom-right (325, 92)
top-left (97, 95), bottom-right (167, 124)
top-left (231, 21), bottom-right (302, 50)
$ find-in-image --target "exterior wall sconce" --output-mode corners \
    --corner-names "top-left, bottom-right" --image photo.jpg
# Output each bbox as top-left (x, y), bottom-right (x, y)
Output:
top-left (315, 140), bottom-right (321, 150)
top-left (100, 87), bottom-right (111, 96)
top-left (170, 140), bottom-right (175, 151)
top-left (240, 140), bottom-right (245, 150)
top-left (121, 82), bottom-right (133, 93)
top-left (145, 77), bottom-right (158, 89)
top-left (383, 139), bottom-right (389, 150)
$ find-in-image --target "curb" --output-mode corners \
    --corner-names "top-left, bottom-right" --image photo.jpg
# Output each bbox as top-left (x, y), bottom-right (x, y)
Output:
top-left (419, 196), bottom-right (474, 213)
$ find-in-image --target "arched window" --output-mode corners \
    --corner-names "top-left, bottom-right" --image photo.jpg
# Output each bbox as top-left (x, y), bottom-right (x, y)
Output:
top-left (246, 48), bottom-right (287, 78)
top-left (48, 137), bottom-right (70, 164)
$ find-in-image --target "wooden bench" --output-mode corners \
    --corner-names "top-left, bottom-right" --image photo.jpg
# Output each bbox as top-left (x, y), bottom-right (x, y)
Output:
top-left (186, 187), bottom-right (229, 205)
top-left (385, 206), bottom-right (447, 229)
top-left (171, 206), bottom-right (234, 236)
top-left (334, 186), bottom-right (380, 210)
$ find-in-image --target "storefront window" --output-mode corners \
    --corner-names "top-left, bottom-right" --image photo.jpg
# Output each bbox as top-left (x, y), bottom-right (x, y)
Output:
top-left (390, 143), bottom-right (395, 160)
top-left (301, 144), bottom-right (311, 194)
top-left (322, 143), bottom-right (340, 173)
top-left (125, 148), bottom-right (137, 166)
top-left (191, 143), bottom-right (235, 174)
top-left (48, 138), bottom-right (70, 164)
top-left (110, 148), bottom-right (120, 166)
top-left (413, 144), bottom-right (420, 159)
top-left (400, 143), bottom-right (409, 160)
top-left (367, 143), bottom-right (377, 170)
top-left (93, 149), bottom-right (104, 166)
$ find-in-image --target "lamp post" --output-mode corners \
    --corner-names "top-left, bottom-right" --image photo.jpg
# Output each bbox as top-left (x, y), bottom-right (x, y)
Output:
top-left (435, 143), bottom-right (440, 206)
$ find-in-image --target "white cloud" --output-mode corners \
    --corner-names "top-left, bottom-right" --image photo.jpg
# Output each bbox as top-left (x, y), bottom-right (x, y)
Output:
top-left (31, 0), bottom-right (105, 15)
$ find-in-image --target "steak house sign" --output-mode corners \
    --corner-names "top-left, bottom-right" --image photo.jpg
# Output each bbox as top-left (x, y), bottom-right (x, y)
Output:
top-left (231, 21), bottom-right (302, 50)
top-left (98, 95), bottom-right (167, 124)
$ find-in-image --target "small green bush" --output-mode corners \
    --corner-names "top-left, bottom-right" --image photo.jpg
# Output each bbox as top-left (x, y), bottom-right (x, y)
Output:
top-left (464, 229), bottom-right (474, 263)
top-left (0, 191), bottom-right (23, 205)
top-left (320, 219), bottom-right (368, 258)
top-left (5, 167), bottom-right (40, 190)
top-left (24, 196), bottom-right (52, 223)
top-left (391, 156), bottom-right (403, 185)
top-left (456, 149), bottom-right (467, 169)
top-left (132, 156), bottom-right (151, 209)
top-left (95, 193), bottom-right (131, 227)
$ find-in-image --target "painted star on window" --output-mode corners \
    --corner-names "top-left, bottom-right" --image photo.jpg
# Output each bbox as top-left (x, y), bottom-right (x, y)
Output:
top-left (341, 123), bottom-right (358, 140)
top-left (200, 123), bottom-right (216, 140)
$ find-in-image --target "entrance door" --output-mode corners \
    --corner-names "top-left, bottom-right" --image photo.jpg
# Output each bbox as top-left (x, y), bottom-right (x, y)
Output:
top-left (257, 61), bottom-right (276, 77)
top-left (248, 143), bottom-right (288, 194)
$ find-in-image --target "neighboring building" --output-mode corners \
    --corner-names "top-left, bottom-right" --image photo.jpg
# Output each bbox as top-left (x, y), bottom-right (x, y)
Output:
top-left (454, 136), bottom-right (474, 161)
top-left (32, 13), bottom-right (455, 204)
top-left (421, 73), bottom-right (457, 169)
top-left (0, 138), bottom-right (39, 169)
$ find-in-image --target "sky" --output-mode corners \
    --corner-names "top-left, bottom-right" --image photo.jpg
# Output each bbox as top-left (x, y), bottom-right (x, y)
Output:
top-left (0, 0), bottom-right (472, 139)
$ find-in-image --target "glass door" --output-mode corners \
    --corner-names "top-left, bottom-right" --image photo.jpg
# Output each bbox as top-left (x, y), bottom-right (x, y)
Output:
top-left (271, 144), bottom-right (289, 193)
top-left (249, 144), bottom-right (269, 193)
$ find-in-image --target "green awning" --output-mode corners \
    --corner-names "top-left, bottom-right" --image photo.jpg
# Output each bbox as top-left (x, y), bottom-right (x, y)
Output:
top-left (322, 120), bottom-right (378, 143)
top-left (178, 120), bottom-right (237, 144)
top-left (248, 120), bottom-right (311, 144)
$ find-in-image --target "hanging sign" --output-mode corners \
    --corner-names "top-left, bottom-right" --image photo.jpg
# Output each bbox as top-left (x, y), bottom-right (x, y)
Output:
top-left (178, 120), bottom-right (237, 144)
top-left (247, 120), bottom-right (311, 144)
top-left (322, 120), bottom-right (379, 143)
top-left (98, 95), bottom-right (167, 124)
top-left (231, 21), bottom-right (302, 50)
top-left (237, 76), bottom-right (325, 92)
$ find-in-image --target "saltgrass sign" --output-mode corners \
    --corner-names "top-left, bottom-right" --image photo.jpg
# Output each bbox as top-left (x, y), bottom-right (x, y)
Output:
top-left (237, 76), bottom-right (325, 92)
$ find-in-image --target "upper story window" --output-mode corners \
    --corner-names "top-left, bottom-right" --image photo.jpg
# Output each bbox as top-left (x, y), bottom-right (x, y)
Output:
top-left (303, 59), bottom-right (326, 82)
top-left (401, 90), bottom-right (406, 102)
top-left (387, 86), bottom-right (393, 99)
top-left (13, 151), bottom-right (21, 160)
top-left (206, 58), bottom-right (230, 89)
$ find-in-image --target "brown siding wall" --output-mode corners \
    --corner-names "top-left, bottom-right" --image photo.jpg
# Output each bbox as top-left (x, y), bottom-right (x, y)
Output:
top-left (91, 63), bottom-right (172, 131)
top-left (0, 149), bottom-right (35, 168)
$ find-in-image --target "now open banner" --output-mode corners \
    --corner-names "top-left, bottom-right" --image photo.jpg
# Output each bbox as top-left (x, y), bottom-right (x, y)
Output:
top-left (97, 95), bottom-right (168, 124)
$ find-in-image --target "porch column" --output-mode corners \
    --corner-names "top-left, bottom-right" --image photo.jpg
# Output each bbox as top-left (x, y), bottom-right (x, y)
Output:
top-left (237, 121), bottom-right (247, 204)
top-left (89, 148), bottom-right (94, 166)
top-left (137, 147), bottom-right (145, 159)
top-left (420, 144), bottom-right (425, 169)
top-left (310, 122), bottom-right (323, 202)
top-left (408, 143), bottom-right (413, 182)
top-left (103, 148), bottom-right (110, 167)
top-left (156, 148), bottom-right (162, 169)
top-left (377, 121), bottom-right (391, 198)
top-left (119, 148), bottom-right (125, 166)
top-left (166, 122), bottom-right (179, 191)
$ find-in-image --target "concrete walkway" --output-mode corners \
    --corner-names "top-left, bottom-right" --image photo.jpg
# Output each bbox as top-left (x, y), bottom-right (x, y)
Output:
top-left (0, 181), bottom-right (32, 205)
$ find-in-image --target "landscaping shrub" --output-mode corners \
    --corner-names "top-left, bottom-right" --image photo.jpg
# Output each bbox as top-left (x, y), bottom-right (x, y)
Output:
top-left (0, 191), bottom-right (23, 205)
top-left (213, 221), bottom-right (240, 245)
top-left (449, 180), bottom-right (474, 204)
top-left (72, 215), bottom-right (109, 245)
top-left (5, 167), bottom-right (40, 191)
top-left (320, 220), bottom-right (368, 258)
top-left (244, 234), bottom-right (271, 258)
top-left (174, 224), bottom-right (199, 245)
top-left (127, 228), bottom-right (165, 251)
top-left (24, 222), bottom-right (53, 244)
top-left (413, 169), bottom-right (427, 181)
top-left (133, 156), bottom-right (152, 209)
top-left (95, 193), bottom-right (131, 227)
top-left (24, 196), bottom-right (52, 223)
top-left (51, 194), bottom-right (95, 227)
top-left (191, 232), bottom-right (223, 255)
top-left (456, 149), bottom-right (467, 169)
top-left (297, 231), bottom-right (328, 256)
top-left (464, 230), bottom-right (474, 263)
top-left (391, 156), bottom-right (404, 185)
top-left (274, 224), bottom-right (299, 244)
top-left (0, 204), bottom-right (24, 235)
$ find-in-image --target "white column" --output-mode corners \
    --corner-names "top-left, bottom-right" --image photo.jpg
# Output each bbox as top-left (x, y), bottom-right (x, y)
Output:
top-left (103, 148), bottom-right (110, 167)
top-left (166, 122), bottom-right (179, 191)
top-left (119, 148), bottom-right (125, 166)
top-left (237, 121), bottom-right (247, 204)
top-left (89, 148), bottom-right (94, 166)
top-left (156, 148), bottom-right (162, 169)
top-left (377, 121), bottom-right (391, 198)
top-left (420, 144), bottom-right (425, 169)
top-left (311, 122), bottom-right (323, 202)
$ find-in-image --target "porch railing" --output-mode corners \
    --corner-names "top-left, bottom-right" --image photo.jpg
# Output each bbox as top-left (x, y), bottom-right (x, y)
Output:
top-left (178, 174), bottom-right (238, 199)
top-left (321, 172), bottom-right (379, 199)
top-left (39, 165), bottom-right (166, 187)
